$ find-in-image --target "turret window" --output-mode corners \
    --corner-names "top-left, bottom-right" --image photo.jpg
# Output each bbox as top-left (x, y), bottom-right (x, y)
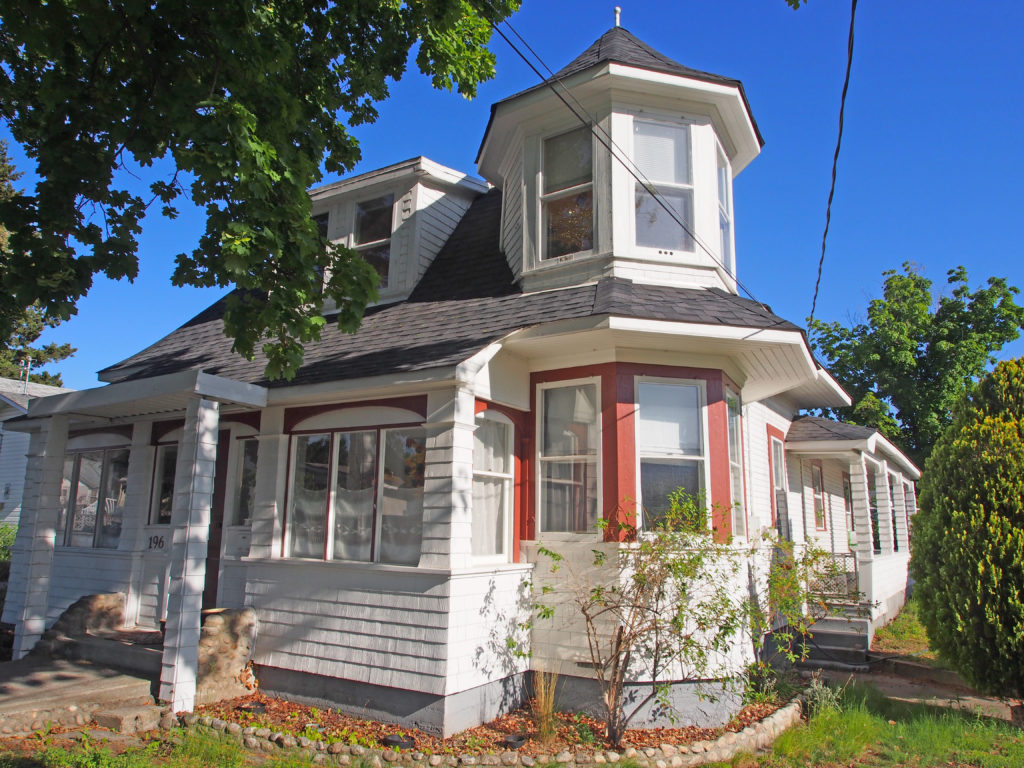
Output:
top-left (541, 126), bottom-right (593, 259)
top-left (717, 149), bottom-right (733, 274)
top-left (633, 120), bottom-right (694, 252)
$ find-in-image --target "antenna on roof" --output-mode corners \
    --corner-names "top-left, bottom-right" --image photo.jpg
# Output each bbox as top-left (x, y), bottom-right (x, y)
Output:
top-left (614, 6), bottom-right (621, 27)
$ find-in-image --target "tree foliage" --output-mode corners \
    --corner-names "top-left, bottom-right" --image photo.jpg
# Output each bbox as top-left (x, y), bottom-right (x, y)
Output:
top-left (0, 140), bottom-right (73, 385)
top-left (809, 263), bottom-right (1024, 465)
top-left (0, 0), bottom-right (517, 379)
top-left (911, 358), bottom-right (1024, 698)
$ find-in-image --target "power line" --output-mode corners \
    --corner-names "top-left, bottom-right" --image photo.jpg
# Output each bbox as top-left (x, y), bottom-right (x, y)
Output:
top-left (809, 0), bottom-right (859, 323)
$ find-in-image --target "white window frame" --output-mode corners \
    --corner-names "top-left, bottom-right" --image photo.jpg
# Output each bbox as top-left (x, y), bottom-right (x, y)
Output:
top-left (351, 192), bottom-right (398, 290)
top-left (535, 377), bottom-right (603, 539)
top-left (284, 423), bottom-right (427, 564)
top-left (629, 117), bottom-right (696, 255)
top-left (810, 462), bottom-right (827, 532)
top-left (725, 388), bottom-right (746, 539)
top-left (61, 445), bottom-right (131, 549)
top-left (633, 376), bottom-right (711, 532)
top-left (472, 410), bottom-right (515, 563)
top-left (227, 436), bottom-right (259, 528)
top-left (539, 126), bottom-right (595, 262)
top-left (716, 144), bottom-right (734, 276)
top-left (770, 436), bottom-right (790, 539)
top-left (150, 442), bottom-right (178, 526)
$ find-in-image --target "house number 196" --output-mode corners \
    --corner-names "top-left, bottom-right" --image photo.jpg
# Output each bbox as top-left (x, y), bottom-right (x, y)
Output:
top-left (148, 535), bottom-right (166, 550)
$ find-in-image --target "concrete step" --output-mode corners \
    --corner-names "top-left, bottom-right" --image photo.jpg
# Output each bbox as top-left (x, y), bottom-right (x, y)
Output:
top-left (92, 704), bottom-right (163, 734)
top-left (52, 633), bottom-right (162, 680)
top-left (802, 642), bottom-right (869, 665)
top-left (808, 629), bottom-right (869, 652)
top-left (810, 615), bottom-right (872, 635)
top-left (0, 658), bottom-right (153, 737)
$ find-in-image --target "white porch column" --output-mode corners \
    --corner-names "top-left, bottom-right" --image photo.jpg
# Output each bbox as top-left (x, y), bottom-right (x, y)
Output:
top-left (159, 397), bottom-right (220, 711)
top-left (11, 414), bottom-right (69, 659)
top-left (247, 406), bottom-right (287, 561)
top-left (420, 387), bottom-right (476, 570)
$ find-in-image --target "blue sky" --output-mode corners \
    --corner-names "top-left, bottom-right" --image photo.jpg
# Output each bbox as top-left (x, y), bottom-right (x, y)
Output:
top-left (7, 0), bottom-right (1024, 389)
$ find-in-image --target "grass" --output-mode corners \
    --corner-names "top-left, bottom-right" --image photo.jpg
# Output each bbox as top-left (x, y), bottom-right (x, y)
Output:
top-left (871, 596), bottom-right (940, 664)
top-left (713, 681), bottom-right (1024, 768)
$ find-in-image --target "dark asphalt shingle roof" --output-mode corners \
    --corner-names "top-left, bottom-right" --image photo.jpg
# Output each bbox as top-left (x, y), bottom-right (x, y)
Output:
top-left (787, 416), bottom-right (878, 443)
top-left (100, 189), bottom-right (798, 389)
top-left (478, 26), bottom-right (763, 163)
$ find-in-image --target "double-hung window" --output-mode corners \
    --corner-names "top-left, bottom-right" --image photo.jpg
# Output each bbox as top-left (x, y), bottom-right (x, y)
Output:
top-left (770, 437), bottom-right (790, 540)
top-left (312, 212), bottom-right (330, 290)
top-left (633, 120), bottom-right (694, 252)
top-left (636, 380), bottom-right (705, 529)
top-left (472, 412), bottom-right (514, 560)
top-left (717, 149), bottom-right (733, 274)
top-left (287, 426), bottom-right (426, 565)
top-left (811, 464), bottom-right (827, 531)
top-left (541, 126), bottom-right (594, 259)
top-left (538, 381), bottom-right (599, 533)
top-left (726, 390), bottom-right (745, 538)
top-left (60, 447), bottom-right (130, 548)
top-left (353, 194), bottom-right (395, 288)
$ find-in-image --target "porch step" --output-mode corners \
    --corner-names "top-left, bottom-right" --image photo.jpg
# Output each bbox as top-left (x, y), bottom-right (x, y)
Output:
top-left (0, 658), bottom-right (153, 737)
top-left (809, 615), bottom-right (872, 637)
top-left (92, 703), bottom-right (163, 734)
top-left (52, 632), bottom-right (163, 681)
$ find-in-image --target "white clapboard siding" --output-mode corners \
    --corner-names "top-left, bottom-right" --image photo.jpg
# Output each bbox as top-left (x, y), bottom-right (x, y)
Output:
top-left (742, 400), bottom-right (794, 535)
top-left (444, 566), bottom-right (533, 694)
top-left (136, 554), bottom-right (171, 628)
top-left (46, 550), bottom-right (133, 623)
top-left (0, 427), bottom-right (30, 525)
top-left (216, 560), bottom-right (248, 610)
top-left (245, 562), bottom-right (452, 695)
top-left (499, 148), bottom-right (524, 278)
top-left (415, 183), bottom-right (475, 283)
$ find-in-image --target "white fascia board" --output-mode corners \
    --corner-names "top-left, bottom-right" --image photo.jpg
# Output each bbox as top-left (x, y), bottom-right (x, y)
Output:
top-left (27, 369), bottom-right (267, 418)
top-left (264, 366), bottom-right (460, 407)
top-left (867, 434), bottom-right (921, 480)
top-left (605, 63), bottom-right (760, 172)
top-left (309, 157), bottom-right (485, 202)
top-left (606, 317), bottom-right (813, 361)
top-left (786, 439), bottom-right (871, 455)
top-left (817, 367), bottom-right (853, 406)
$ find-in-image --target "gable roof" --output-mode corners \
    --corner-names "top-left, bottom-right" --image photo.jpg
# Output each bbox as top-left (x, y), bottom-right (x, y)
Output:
top-left (99, 189), bottom-right (797, 390)
top-left (786, 416), bottom-right (877, 443)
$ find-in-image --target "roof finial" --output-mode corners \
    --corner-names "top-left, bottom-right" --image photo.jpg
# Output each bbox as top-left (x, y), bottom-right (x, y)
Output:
top-left (614, 6), bottom-right (621, 27)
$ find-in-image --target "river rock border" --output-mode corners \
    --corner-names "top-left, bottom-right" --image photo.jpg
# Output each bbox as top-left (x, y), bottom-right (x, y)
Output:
top-left (177, 697), bottom-right (803, 768)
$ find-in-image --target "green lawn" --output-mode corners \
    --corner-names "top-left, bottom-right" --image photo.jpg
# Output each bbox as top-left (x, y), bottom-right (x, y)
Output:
top-left (871, 596), bottom-right (939, 664)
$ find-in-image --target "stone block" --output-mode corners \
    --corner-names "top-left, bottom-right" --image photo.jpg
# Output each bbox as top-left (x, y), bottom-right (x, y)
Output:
top-left (92, 705), bottom-right (162, 735)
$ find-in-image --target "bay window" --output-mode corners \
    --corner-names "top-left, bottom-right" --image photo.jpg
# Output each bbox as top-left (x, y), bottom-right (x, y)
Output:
top-left (726, 390), bottom-right (745, 538)
top-left (538, 381), bottom-right (599, 533)
top-left (354, 194), bottom-right (395, 288)
top-left (811, 463), bottom-right (827, 530)
top-left (287, 426), bottom-right (426, 565)
top-left (541, 126), bottom-right (594, 259)
top-left (60, 447), bottom-right (130, 548)
top-left (472, 412), bottom-right (514, 559)
top-left (636, 380), bottom-right (705, 529)
top-left (633, 120), bottom-right (694, 252)
top-left (230, 438), bottom-right (259, 527)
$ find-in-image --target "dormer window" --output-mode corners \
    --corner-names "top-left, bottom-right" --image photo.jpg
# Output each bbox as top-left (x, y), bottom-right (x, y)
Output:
top-left (541, 126), bottom-right (593, 259)
top-left (354, 193), bottom-right (395, 287)
top-left (633, 119), bottom-right (694, 252)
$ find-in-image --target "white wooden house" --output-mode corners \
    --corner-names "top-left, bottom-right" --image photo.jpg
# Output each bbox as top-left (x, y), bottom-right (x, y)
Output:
top-left (3, 26), bottom-right (919, 735)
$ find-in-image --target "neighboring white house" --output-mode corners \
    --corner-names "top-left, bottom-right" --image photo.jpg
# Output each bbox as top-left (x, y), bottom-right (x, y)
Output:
top-left (0, 377), bottom-right (73, 526)
top-left (3, 25), bottom-right (919, 735)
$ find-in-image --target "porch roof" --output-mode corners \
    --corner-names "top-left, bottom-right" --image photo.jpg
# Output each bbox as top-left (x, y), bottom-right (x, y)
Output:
top-left (785, 416), bottom-right (920, 479)
top-left (19, 369), bottom-right (267, 426)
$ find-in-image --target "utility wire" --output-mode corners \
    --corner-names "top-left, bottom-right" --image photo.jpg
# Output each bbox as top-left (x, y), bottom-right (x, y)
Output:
top-left (808, 0), bottom-right (859, 323)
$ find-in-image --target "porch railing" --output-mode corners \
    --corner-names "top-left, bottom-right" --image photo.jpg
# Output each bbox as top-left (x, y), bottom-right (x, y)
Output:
top-left (809, 552), bottom-right (859, 603)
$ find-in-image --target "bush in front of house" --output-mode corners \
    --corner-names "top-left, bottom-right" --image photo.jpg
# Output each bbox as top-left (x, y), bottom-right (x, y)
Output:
top-left (911, 357), bottom-right (1024, 698)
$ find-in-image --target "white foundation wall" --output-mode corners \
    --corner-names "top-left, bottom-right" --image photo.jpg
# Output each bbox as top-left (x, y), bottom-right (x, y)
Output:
top-left (244, 561), bottom-right (452, 695)
top-left (47, 550), bottom-right (134, 623)
top-left (444, 566), bottom-right (533, 695)
top-left (0, 426), bottom-right (30, 525)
